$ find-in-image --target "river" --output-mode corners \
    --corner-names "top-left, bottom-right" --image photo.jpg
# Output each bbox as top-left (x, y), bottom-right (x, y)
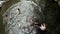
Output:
top-left (3, 0), bottom-right (43, 34)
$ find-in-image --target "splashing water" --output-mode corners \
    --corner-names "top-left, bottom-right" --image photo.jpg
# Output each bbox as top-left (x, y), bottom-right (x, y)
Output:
top-left (3, 0), bottom-right (43, 34)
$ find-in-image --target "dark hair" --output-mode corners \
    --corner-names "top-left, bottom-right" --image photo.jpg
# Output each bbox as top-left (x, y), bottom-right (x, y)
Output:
top-left (34, 18), bottom-right (39, 22)
top-left (5, 15), bottom-right (8, 17)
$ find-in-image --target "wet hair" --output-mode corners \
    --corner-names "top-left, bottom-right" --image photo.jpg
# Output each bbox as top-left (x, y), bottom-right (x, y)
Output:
top-left (5, 15), bottom-right (8, 17)
top-left (33, 18), bottom-right (39, 22)
top-left (32, 16), bottom-right (43, 24)
top-left (18, 8), bottom-right (20, 11)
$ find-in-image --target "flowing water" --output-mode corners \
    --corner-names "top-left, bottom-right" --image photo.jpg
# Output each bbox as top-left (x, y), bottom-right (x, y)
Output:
top-left (3, 0), bottom-right (45, 34)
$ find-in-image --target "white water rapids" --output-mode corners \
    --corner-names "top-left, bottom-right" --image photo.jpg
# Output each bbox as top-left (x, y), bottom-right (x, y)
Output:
top-left (3, 0), bottom-right (42, 34)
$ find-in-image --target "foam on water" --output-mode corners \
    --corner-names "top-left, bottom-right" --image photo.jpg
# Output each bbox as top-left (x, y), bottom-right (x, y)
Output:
top-left (3, 0), bottom-right (40, 34)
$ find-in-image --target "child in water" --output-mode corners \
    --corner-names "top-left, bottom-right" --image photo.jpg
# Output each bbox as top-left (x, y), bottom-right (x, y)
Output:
top-left (34, 19), bottom-right (47, 34)
top-left (18, 8), bottom-right (21, 14)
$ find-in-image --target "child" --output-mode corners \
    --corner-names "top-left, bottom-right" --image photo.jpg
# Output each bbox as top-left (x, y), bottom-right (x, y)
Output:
top-left (18, 8), bottom-right (21, 14)
top-left (34, 19), bottom-right (47, 34)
